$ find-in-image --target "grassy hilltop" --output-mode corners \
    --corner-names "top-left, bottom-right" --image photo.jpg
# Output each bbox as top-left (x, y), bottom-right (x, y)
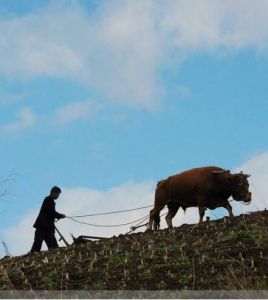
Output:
top-left (0, 210), bottom-right (267, 291)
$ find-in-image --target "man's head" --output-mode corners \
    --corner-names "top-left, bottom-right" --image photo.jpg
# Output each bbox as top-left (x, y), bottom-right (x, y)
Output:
top-left (50, 186), bottom-right (61, 200)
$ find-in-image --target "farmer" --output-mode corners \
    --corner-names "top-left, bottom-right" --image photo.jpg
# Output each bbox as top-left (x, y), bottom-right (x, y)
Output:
top-left (30, 186), bottom-right (65, 253)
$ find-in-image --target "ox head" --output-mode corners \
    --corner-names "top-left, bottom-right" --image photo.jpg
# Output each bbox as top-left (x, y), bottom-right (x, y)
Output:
top-left (230, 171), bottom-right (251, 203)
top-left (213, 169), bottom-right (252, 203)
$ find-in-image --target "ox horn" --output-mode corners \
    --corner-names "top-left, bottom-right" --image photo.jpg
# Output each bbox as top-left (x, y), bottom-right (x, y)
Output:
top-left (212, 169), bottom-right (230, 174)
top-left (238, 171), bottom-right (251, 178)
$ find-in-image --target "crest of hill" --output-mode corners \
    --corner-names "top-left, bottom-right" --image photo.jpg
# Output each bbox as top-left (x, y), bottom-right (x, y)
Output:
top-left (0, 210), bottom-right (267, 291)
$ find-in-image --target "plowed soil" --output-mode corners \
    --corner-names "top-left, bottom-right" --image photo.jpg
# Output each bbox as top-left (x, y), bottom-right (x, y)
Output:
top-left (0, 210), bottom-right (267, 291)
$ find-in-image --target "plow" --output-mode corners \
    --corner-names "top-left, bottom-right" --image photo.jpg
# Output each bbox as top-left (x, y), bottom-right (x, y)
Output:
top-left (54, 204), bottom-right (154, 246)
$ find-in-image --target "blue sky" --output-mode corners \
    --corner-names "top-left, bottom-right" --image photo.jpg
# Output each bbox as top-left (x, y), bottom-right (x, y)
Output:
top-left (0, 0), bottom-right (268, 255)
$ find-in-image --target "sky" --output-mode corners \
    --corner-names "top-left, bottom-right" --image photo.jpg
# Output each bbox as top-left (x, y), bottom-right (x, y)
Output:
top-left (0, 0), bottom-right (268, 256)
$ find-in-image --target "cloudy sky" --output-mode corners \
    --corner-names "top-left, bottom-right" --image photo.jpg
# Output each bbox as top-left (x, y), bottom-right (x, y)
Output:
top-left (0, 0), bottom-right (268, 256)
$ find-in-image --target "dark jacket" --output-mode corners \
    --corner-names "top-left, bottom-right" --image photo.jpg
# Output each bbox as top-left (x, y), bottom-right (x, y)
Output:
top-left (33, 196), bottom-right (64, 233)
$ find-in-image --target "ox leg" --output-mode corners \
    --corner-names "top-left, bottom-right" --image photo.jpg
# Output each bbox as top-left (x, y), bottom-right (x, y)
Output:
top-left (198, 207), bottom-right (206, 223)
top-left (147, 207), bottom-right (164, 231)
top-left (165, 206), bottom-right (179, 229)
top-left (147, 180), bottom-right (169, 231)
top-left (224, 203), bottom-right (234, 218)
top-left (147, 208), bottom-right (155, 231)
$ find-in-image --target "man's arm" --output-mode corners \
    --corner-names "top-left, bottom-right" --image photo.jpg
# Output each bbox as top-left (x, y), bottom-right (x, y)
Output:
top-left (55, 211), bottom-right (65, 219)
top-left (44, 198), bottom-right (65, 219)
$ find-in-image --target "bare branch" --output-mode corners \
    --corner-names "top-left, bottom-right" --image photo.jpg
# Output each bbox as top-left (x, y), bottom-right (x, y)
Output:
top-left (2, 240), bottom-right (12, 257)
top-left (0, 169), bottom-right (16, 202)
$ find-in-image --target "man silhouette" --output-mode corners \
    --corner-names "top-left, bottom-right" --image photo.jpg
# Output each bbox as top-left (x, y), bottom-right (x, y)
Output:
top-left (30, 186), bottom-right (65, 253)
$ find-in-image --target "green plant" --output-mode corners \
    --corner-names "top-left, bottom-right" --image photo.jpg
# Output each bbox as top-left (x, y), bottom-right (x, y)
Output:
top-left (231, 231), bottom-right (254, 243)
top-left (107, 255), bottom-right (122, 266)
top-left (41, 271), bottom-right (57, 289)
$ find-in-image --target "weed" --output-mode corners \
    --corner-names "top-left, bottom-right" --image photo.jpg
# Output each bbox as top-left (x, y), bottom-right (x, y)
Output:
top-left (107, 255), bottom-right (122, 266)
top-left (41, 271), bottom-right (57, 289)
top-left (231, 230), bottom-right (254, 244)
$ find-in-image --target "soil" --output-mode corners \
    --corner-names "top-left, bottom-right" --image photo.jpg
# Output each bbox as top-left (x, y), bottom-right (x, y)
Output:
top-left (0, 210), bottom-right (267, 291)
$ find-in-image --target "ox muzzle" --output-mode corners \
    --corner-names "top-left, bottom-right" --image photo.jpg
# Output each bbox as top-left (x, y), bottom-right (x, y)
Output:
top-left (243, 192), bottom-right (252, 203)
top-left (235, 191), bottom-right (252, 204)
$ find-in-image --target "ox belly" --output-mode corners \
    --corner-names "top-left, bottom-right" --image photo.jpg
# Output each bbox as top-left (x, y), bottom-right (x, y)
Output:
top-left (168, 191), bottom-right (229, 211)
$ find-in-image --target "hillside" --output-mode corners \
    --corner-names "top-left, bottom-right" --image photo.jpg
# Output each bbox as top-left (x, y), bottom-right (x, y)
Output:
top-left (0, 210), bottom-right (267, 295)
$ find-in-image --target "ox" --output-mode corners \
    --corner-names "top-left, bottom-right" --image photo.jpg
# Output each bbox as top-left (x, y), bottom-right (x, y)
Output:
top-left (147, 166), bottom-right (251, 230)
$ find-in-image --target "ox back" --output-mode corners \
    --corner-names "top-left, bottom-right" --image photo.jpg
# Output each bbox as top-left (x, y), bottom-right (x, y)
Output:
top-left (166, 166), bottom-right (232, 209)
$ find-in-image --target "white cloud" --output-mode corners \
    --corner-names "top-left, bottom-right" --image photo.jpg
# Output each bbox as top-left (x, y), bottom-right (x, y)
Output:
top-left (0, 1), bottom-right (163, 109)
top-left (1, 1), bottom-right (268, 108)
top-left (160, 0), bottom-right (268, 51)
top-left (54, 99), bottom-right (102, 124)
top-left (0, 106), bottom-right (36, 134)
top-left (2, 211), bottom-right (37, 257)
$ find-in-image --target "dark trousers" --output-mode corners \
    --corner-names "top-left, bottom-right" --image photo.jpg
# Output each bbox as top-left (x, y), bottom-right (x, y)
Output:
top-left (30, 228), bottom-right (58, 253)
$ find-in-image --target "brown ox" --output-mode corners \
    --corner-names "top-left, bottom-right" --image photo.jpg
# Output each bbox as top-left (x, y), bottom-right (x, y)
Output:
top-left (147, 166), bottom-right (251, 230)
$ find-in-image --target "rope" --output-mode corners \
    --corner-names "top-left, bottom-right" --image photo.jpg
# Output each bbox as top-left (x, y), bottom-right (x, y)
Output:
top-left (66, 214), bottom-right (151, 228)
top-left (132, 215), bottom-right (150, 228)
top-left (127, 215), bottom-right (151, 233)
top-left (69, 204), bottom-right (153, 218)
top-left (127, 209), bottom-right (169, 234)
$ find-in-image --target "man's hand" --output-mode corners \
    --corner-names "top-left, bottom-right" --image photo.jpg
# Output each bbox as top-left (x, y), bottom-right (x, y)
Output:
top-left (61, 214), bottom-right (66, 219)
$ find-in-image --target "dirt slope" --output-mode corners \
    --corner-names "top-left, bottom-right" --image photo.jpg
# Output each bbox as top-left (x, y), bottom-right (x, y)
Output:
top-left (0, 210), bottom-right (267, 291)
